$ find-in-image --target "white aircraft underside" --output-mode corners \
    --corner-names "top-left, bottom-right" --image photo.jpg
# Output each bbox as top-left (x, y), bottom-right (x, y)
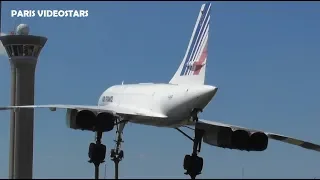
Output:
top-left (1, 2), bottom-right (320, 178)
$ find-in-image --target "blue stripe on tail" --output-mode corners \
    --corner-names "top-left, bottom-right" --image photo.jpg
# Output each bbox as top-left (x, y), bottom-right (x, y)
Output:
top-left (187, 8), bottom-right (210, 73)
top-left (180, 3), bottom-right (211, 76)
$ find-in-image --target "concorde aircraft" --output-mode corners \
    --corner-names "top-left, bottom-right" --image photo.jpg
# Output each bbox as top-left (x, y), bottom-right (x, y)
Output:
top-left (1, 2), bottom-right (320, 179)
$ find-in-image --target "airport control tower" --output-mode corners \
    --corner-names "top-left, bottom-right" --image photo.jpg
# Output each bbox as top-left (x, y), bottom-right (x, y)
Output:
top-left (0, 24), bottom-right (47, 179)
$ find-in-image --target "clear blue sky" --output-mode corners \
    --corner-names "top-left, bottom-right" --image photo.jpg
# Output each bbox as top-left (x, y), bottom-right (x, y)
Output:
top-left (0, 1), bottom-right (320, 179)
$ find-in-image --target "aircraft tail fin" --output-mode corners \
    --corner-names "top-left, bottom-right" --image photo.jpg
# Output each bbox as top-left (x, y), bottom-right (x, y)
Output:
top-left (169, 2), bottom-right (211, 85)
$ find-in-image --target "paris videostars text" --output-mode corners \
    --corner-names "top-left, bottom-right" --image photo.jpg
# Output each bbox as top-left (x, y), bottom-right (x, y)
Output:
top-left (11, 10), bottom-right (89, 18)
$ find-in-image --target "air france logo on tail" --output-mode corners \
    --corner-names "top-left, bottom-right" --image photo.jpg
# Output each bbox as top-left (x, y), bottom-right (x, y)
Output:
top-left (180, 3), bottom-right (211, 76)
top-left (169, 2), bottom-right (211, 85)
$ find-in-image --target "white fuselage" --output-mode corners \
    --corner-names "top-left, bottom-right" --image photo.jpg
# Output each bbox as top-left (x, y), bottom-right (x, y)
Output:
top-left (97, 83), bottom-right (218, 128)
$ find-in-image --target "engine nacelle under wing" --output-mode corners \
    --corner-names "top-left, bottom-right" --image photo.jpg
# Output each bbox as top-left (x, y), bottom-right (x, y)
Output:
top-left (202, 127), bottom-right (268, 151)
top-left (66, 109), bottom-right (80, 130)
top-left (66, 109), bottom-right (116, 132)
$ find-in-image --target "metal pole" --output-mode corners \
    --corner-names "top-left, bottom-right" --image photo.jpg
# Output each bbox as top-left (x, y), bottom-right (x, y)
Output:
top-left (94, 131), bottom-right (102, 180)
top-left (242, 167), bottom-right (244, 179)
top-left (104, 164), bottom-right (107, 179)
top-left (115, 160), bottom-right (119, 179)
top-left (95, 164), bottom-right (99, 179)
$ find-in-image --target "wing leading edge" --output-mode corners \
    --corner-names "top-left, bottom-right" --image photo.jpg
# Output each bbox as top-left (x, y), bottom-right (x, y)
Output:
top-left (1, 105), bottom-right (318, 152)
top-left (0, 104), bottom-right (168, 119)
top-left (195, 119), bottom-right (320, 152)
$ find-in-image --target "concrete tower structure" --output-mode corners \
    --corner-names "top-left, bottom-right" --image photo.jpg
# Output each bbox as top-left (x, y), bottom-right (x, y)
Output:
top-left (0, 24), bottom-right (47, 179)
